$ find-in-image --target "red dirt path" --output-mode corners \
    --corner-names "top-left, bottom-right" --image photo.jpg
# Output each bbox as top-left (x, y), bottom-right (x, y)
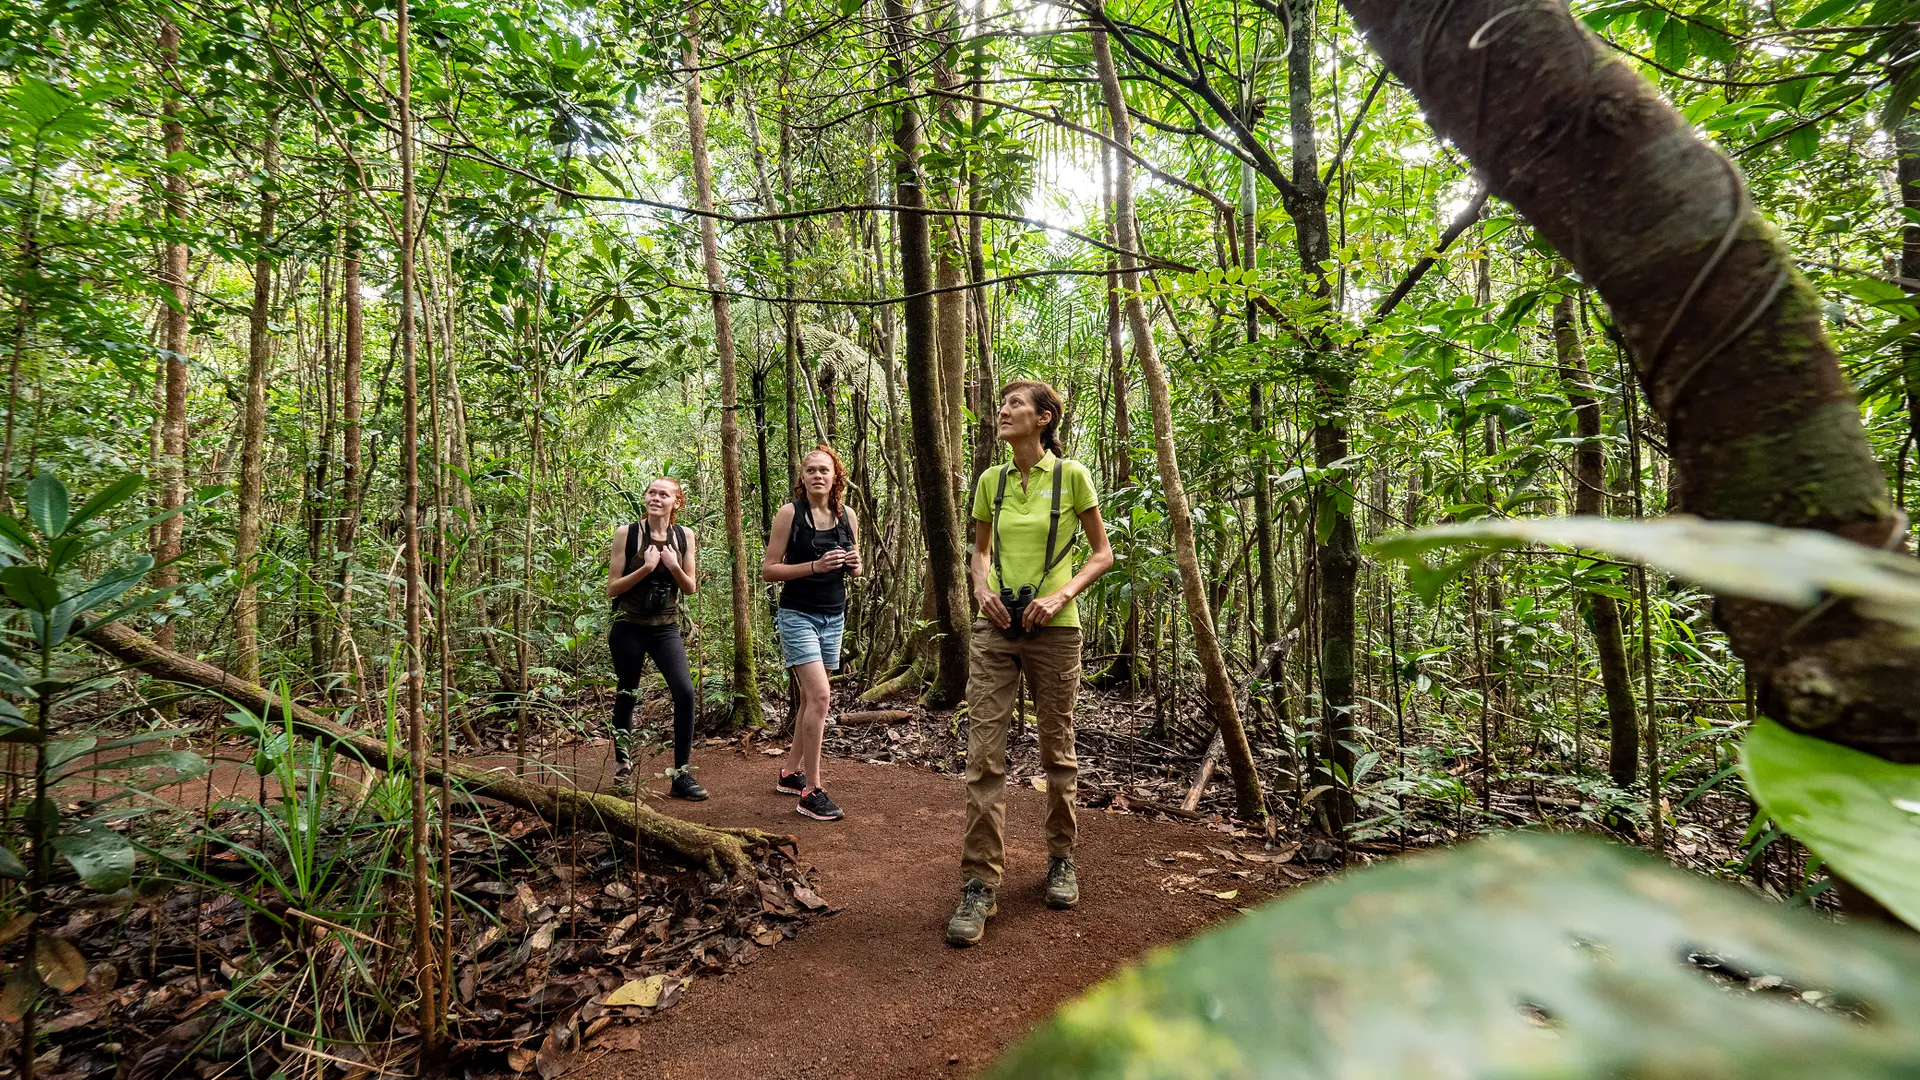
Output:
top-left (584, 745), bottom-right (1291, 1080)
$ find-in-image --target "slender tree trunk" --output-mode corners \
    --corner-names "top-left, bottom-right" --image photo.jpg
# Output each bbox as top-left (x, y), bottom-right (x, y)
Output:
top-left (234, 113), bottom-right (280, 684)
top-left (393, 5), bottom-right (441, 1054)
top-left (1245, 161), bottom-right (1279, 647)
top-left (885, 0), bottom-right (970, 707)
top-left (1094, 22), bottom-right (1265, 820)
top-left (753, 365), bottom-right (773, 541)
top-left (1344, 0), bottom-right (1919, 758)
top-left (1898, 109), bottom-right (1920, 505)
top-left (329, 199), bottom-right (364, 690)
top-left (1554, 289), bottom-right (1638, 785)
top-left (1101, 134), bottom-right (1138, 686)
top-left (154, 19), bottom-right (191, 651)
top-left (685, 8), bottom-right (767, 727)
top-left (1279, 0), bottom-right (1356, 828)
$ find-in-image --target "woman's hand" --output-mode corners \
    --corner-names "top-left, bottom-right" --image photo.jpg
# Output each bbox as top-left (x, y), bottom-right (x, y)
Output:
top-left (977, 586), bottom-right (1011, 630)
top-left (843, 547), bottom-right (862, 575)
top-left (638, 546), bottom-right (662, 575)
top-left (1023, 591), bottom-right (1070, 630)
top-left (816, 547), bottom-right (850, 573)
top-left (658, 543), bottom-right (681, 572)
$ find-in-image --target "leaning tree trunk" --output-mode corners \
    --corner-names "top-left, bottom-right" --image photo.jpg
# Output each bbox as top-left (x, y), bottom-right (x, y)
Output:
top-left (685, 10), bottom-right (767, 728)
top-left (82, 621), bottom-right (785, 876)
top-left (1554, 289), bottom-right (1638, 786)
top-left (885, 0), bottom-right (970, 708)
top-left (1093, 22), bottom-right (1265, 820)
top-left (1343, 0), bottom-right (1920, 760)
top-left (234, 112), bottom-right (279, 685)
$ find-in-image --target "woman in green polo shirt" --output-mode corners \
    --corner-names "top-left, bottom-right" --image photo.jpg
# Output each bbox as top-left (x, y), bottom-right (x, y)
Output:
top-left (945, 379), bottom-right (1114, 947)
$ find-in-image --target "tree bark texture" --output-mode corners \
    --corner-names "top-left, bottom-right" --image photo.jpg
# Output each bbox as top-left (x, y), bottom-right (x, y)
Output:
top-left (1343, 0), bottom-right (1917, 760)
top-left (885, 0), bottom-right (970, 708)
top-left (1554, 290), bottom-right (1639, 786)
top-left (1093, 22), bottom-right (1265, 820)
top-left (685, 12), bottom-right (767, 727)
top-left (234, 113), bottom-right (279, 684)
top-left (329, 201), bottom-right (364, 688)
top-left (155, 18), bottom-right (191, 651)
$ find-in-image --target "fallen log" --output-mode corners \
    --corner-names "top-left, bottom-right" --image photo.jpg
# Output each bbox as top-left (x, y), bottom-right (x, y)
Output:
top-left (835, 709), bottom-right (913, 727)
top-left (82, 620), bottom-right (788, 878)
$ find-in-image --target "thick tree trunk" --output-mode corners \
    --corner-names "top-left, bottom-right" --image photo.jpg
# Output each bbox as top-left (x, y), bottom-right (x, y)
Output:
top-left (1554, 290), bottom-right (1638, 785)
top-left (234, 114), bottom-right (279, 684)
top-left (1344, 0), bottom-right (1918, 759)
top-left (82, 621), bottom-right (784, 876)
top-left (885, 0), bottom-right (970, 708)
top-left (1093, 23), bottom-right (1265, 820)
top-left (685, 12), bottom-right (767, 727)
top-left (154, 18), bottom-right (191, 652)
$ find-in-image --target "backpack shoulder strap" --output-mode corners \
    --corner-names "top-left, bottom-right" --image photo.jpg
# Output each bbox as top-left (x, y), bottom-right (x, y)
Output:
top-left (672, 524), bottom-right (687, 557)
top-left (624, 521), bottom-right (642, 568)
top-left (1041, 461), bottom-right (1080, 575)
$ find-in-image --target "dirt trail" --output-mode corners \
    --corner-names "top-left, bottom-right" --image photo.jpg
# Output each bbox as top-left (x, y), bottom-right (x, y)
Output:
top-left (583, 745), bottom-right (1289, 1080)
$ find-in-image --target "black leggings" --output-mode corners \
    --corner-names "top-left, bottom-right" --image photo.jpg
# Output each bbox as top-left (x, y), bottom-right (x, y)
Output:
top-left (608, 621), bottom-right (695, 768)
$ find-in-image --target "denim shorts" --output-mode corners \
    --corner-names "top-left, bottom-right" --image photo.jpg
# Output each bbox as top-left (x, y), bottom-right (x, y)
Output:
top-left (777, 607), bottom-right (844, 671)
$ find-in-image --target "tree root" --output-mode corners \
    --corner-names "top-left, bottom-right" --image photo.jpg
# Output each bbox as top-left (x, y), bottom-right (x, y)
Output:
top-left (858, 658), bottom-right (926, 703)
top-left (82, 620), bottom-right (791, 878)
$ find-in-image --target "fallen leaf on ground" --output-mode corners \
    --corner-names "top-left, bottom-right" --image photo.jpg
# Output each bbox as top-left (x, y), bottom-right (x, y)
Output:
top-left (507, 1048), bottom-right (536, 1073)
top-left (592, 1026), bottom-right (648, 1052)
top-left (791, 884), bottom-right (829, 910)
top-left (605, 974), bottom-right (665, 1008)
top-left (761, 746), bottom-right (787, 757)
top-left (751, 924), bottom-right (782, 946)
top-left (1029, 776), bottom-right (1047, 791)
top-left (1212, 889), bottom-right (1239, 901)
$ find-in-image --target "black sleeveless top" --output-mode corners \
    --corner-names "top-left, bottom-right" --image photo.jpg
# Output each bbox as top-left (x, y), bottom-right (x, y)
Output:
top-left (778, 499), bottom-right (852, 616)
top-left (613, 523), bottom-right (686, 626)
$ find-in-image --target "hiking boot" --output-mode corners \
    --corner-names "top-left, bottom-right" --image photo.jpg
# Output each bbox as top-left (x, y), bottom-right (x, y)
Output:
top-left (670, 772), bottom-right (709, 801)
top-left (945, 878), bottom-right (997, 946)
top-left (796, 787), bottom-right (843, 821)
top-left (775, 769), bottom-right (808, 797)
top-left (1045, 856), bottom-right (1079, 909)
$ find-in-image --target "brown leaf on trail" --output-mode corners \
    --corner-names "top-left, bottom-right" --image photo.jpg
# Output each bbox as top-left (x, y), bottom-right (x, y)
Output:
top-left (605, 913), bottom-right (638, 943)
top-left (85, 960), bottom-right (117, 995)
top-left (1206, 846), bottom-right (1243, 864)
top-left (0, 912), bottom-right (34, 947)
top-left (34, 935), bottom-right (87, 992)
top-left (0, 964), bottom-right (40, 1023)
top-left (1211, 890), bottom-right (1240, 901)
top-left (761, 746), bottom-right (786, 757)
top-left (751, 924), bottom-right (782, 946)
top-left (790, 885), bottom-right (828, 911)
top-left (515, 882), bottom-right (540, 911)
top-left (506, 1048), bottom-right (537, 1074)
top-left (1278, 864), bottom-right (1311, 881)
top-left (758, 881), bottom-right (796, 915)
top-left (536, 1018), bottom-right (580, 1080)
top-left (42, 1007), bottom-right (96, 1034)
top-left (529, 924), bottom-right (556, 951)
top-left (603, 882), bottom-right (634, 901)
top-left (582, 1015), bottom-right (613, 1043)
top-left (180, 989), bottom-right (227, 1017)
top-left (591, 1026), bottom-right (648, 1052)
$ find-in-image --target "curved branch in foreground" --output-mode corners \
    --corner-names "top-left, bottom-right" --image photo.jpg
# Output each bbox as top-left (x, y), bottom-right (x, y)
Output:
top-left (81, 620), bottom-right (788, 878)
top-left (1341, 0), bottom-right (1919, 760)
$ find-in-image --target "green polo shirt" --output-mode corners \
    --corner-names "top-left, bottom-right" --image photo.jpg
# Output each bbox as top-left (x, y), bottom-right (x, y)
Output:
top-left (970, 451), bottom-right (1100, 629)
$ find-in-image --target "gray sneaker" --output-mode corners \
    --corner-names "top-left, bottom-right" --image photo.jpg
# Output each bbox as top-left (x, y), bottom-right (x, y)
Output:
top-left (945, 878), bottom-right (997, 946)
top-left (1045, 856), bottom-right (1079, 909)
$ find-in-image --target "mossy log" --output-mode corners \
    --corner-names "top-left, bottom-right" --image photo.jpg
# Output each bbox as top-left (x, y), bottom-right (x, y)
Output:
top-left (83, 620), bottom-right (788, 877)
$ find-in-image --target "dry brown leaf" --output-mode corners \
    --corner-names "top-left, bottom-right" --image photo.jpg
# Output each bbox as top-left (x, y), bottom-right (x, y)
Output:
top-left (506, 1048), bottom-right (537, 1074)
top-left (751, 925), bottom-right (782, 946)
top-left (604, 974), bottom-right (665, 1008)
top-left (761, 746), bottom-right (786, 757)
top-left (1206, 846), bottom-right (1243, 864)
top-left (790, 884), bottom-right (828, 911)
top-left (0, 913), bottom-right (34, 948)
top-left (591, 1026), bottom-right (648, 1052)
top-left (1028, 776), bottom-right (1047, 792)
top-left (529, 924), bottom-right (555, 951)
top-left (536, 1019), bottom-right (580, 1080)
top-left (33, 936), bottom-right (86, 993)
top-left (42, 1007), bottom-right (96, 1034)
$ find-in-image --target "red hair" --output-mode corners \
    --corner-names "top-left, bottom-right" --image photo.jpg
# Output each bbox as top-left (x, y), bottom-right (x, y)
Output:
top-left (795, 444), bottom-right (848, 515)
top-left (648, 476), bottom-right (689, 524)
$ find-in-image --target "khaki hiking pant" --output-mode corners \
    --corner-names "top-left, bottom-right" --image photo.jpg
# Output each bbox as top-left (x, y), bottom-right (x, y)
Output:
top-left (961, 619), bottom-right (1082, 888)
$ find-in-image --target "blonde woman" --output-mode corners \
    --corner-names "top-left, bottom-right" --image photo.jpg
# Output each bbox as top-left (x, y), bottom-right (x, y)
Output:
top-left (606, 477), bottom-right (704, 800)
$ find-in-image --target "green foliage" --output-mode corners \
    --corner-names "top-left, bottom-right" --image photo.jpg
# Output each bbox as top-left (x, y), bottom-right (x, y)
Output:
top-left (992, 832), bottom-right (1920, 1079)
top-left (1742, 717), bottom-right (1920, 927)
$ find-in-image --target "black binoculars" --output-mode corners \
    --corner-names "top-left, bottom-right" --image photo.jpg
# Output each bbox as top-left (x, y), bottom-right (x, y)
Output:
top-left (999, 584), bottom-right (1036, 639)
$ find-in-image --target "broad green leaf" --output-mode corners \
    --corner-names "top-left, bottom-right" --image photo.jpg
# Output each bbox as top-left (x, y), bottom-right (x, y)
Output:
top-left (51, 827), bottom-right (134, 892)
top-left (61, 474), bottom-right (141, 536)
top-left (1372, 516), bottom-right (1920, 635)
top-left (1788, 123), bottom-right (1821, 160)
top-left (991, 833), bottom-right (1920, 1079)
top-left (0, 846), bottom-right (24, 879)
top-left (1742, 718), bottom-right (1920, 929)
top-left (26, 473), bottom-right (68, 539)
top-left (0, 565), bottom-right (63, 614)
top-left (40, 738), bottom-right (96, 773)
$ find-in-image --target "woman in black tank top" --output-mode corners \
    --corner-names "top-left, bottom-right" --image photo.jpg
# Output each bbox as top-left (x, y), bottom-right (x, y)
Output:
top-left (605, 477), bottom-right (705, 800)
top-left (760, 445), bottom-right (862, 821)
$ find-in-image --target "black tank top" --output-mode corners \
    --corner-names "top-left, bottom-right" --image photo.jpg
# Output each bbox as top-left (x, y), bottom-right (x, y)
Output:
top-left (778, 499), bottom-right (852, 616)
top-left (613, 523), bottom-right (685, 625)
